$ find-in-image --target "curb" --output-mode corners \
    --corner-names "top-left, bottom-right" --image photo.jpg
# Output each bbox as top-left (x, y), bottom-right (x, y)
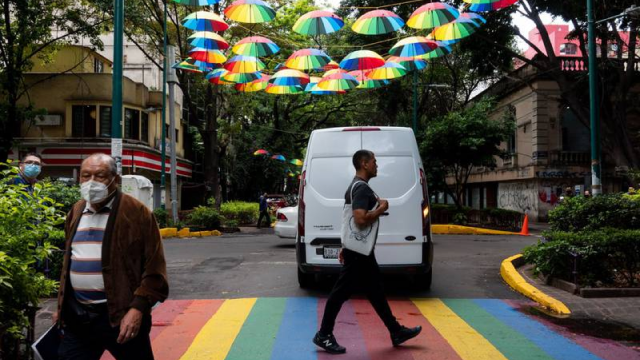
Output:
top-left (500, 254), bottom-right (571, 315)
top-left (432, 224), bottom-right (520, 236)
top-left (159, 227), bottom-right (222, 239)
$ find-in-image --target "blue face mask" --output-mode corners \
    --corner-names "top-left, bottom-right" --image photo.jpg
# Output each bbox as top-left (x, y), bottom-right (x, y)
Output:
top-left (23, 164), bottom-right (41, 178)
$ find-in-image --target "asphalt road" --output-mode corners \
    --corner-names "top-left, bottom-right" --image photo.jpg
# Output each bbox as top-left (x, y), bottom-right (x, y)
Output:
top-left (163, 229), bottom-right (540, 300)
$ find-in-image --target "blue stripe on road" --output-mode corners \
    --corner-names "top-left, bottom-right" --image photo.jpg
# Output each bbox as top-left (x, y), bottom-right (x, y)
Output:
top-left (473, 299), bottom-right (603, 360)
top-left (270, 297), bottom-right (318, 360)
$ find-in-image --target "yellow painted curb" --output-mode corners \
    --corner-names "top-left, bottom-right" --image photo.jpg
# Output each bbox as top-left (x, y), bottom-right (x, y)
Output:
top-left (160, 228), bottom-right (222, 239)
top-left (177, 228), bottom-right (191, 238)
top-left (501, 254), bottom-right (571, 315)
top-left (211, 230), bottom-right (222, 236)
top-left (432, 224), bottom-right (519, 236)
top-left (159, 228), bottom-right (178, 238)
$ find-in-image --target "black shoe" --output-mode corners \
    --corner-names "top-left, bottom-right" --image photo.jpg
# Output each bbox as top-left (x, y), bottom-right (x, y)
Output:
top-left (391, 325), bottom-right (422, 347)
top-left (313, 332), bottom-right (346, 354)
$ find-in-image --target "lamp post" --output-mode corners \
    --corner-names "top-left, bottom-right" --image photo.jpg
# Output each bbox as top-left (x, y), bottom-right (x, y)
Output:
top-left (161, 0), bottom-right (168, 209)
top-left (167, 45), bottom-right (179, 224)
top-left (411, 77), bottom-right (450, 135)
top-left (111, 0), bottom-right (124, 175)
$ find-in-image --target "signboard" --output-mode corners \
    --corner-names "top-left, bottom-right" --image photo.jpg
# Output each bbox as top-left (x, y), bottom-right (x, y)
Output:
top-left (34, 115), bottom-right (62, 126)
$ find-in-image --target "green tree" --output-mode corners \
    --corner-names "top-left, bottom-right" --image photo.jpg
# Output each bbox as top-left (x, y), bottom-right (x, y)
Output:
top-left (420, 99), bottom-right (515, 209)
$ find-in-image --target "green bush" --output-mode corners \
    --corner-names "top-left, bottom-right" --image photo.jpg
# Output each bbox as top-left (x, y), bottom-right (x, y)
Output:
top-left (452, 212), bottom-right (468, 225)
top-left (153, 207), bottom-right (169, 228)
top-left (0, 165), bottom-right (63, 355)
top-left (223, 219), bottom-right (239, 228)
top-left (523, 229), bottom-right (640, 287)
top-left (40, 179), bottom-right (80, 214)
top-left (430, 204), bottom-right (522, 230)
top-left (187, 206), bottom-right (222, 230)
top-left (220, 201), bottom-right (259, 225)
top-left (548, 193), bottom-right (640, 232)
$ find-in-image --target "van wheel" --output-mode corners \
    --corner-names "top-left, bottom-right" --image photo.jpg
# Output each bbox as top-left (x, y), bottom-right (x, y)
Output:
top-left (414, 269), bottom-right (432, 291)
top-left (298, 268), bottom-right (315, 288)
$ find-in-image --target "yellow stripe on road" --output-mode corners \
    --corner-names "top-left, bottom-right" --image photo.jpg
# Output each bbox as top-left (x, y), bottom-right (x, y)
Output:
top-left (412, 298), bottom-right (508, 360)
top-left (179, 298), bottom-right (257, 360)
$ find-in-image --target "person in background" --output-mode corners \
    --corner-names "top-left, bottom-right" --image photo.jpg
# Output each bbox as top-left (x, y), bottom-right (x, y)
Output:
top-left (584, 190), bottom-right (591, 198)
top-left (13, 152), bottom-right (43, 194)
top-left (257, 192), bottom-right (271, 229)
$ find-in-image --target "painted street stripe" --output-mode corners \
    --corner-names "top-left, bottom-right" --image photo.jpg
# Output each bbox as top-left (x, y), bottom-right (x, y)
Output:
top-left (270, 297), bottom-right (318, 360)
top-left (389, 299), bottom-right (463, 360)
top-left (412, 298), bottom-right (508, 360)
top-left (179, 298), bottom-right (256, 360)
top-left (150, 300), bottom-right (194, 340)
top-left (225, 298), bottom-right (287, 360)
top-left (318, 299), bottom-right (369, 360)
top-left (351, 298), bottom-right (413, 360)
top-left (475, 299), bottom-right (602, 360)
top-left (443, 299), bottom-right (554, 360)
top-left (152, 300), bottom-right (224, 360)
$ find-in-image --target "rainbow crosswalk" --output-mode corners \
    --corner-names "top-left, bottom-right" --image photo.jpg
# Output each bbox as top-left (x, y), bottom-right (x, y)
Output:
top-left (103, 298), bottom-right (639, 360)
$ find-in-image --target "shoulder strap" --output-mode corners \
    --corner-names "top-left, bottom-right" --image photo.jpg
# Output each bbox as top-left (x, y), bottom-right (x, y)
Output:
top-left (350, 181), bottom-right (367, 203)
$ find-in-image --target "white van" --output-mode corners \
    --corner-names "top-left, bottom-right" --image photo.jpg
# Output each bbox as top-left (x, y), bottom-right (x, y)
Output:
top-left (296, 126), bottom-right (433, 289)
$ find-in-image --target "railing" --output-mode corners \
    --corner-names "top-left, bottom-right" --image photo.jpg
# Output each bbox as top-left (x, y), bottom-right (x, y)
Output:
top-left (559, 56), bottom-right (640, 72)
top-left (549, 151), bottom-right (590, 166)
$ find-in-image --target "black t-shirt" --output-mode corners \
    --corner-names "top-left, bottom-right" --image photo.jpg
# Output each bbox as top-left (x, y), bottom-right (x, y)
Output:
top-left (344, 177), bottom-right (377, 211)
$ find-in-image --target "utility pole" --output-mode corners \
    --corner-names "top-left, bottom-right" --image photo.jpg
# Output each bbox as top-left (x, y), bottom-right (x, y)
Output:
top-left (161, 0), bottom-right (168, 208)
top-left (167, 45), bottom-right (179, 224)
top-left (111, 0), bottom-right (124, 175)
top-left (587, 0), bottom-right (602, 195)
top-left (412, 70), bottom-right (418, 134)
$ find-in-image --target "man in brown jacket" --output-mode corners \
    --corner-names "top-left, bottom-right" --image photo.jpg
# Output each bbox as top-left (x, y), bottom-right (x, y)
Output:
top-left (54, 153), bottom-right (168, 360)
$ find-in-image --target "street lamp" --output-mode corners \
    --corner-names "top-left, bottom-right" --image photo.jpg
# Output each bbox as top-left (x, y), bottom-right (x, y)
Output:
top-left (411, 76), bottom-right (449, 134)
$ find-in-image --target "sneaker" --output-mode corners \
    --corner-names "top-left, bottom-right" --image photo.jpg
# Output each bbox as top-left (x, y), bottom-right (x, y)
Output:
top-left (391, 325), bottom-right (422, 347)
top-left (313, 331), bottom-right (346, 354)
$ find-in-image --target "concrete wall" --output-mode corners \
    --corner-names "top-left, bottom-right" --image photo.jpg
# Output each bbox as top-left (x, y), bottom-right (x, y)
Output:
top-left (497, 181), bottom-right (539, 218)
top-left (30, 46), bottom-right (112, 74)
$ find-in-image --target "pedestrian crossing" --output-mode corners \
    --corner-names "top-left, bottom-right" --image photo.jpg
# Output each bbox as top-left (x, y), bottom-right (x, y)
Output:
top-left (102, 298), bottom-right (639, 360)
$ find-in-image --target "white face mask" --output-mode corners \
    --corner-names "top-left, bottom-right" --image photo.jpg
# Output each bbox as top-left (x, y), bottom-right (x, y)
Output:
top-left (81, 179), bottom-right (114, 204)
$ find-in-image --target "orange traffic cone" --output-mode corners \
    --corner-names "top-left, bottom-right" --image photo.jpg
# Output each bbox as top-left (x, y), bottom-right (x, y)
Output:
top-left (519, 214), bottom-right (530, 236)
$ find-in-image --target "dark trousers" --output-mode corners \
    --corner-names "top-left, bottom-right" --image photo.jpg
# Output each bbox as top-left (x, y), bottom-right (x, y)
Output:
top-left (257, 209), bottom-right (271, 228)
top-left (58, 308), bottom-right (154, 360)
top-left (320, 249), bottom-right (401, 335)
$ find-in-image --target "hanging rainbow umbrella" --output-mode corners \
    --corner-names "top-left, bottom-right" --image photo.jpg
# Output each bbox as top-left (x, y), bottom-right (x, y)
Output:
top-left (407, 2), bottom-right (459, 30)
top-left (339, 50), bottom-right (385, 71)
top-left (173, 0), bottom-right (220, 5)
top-left (293, 10), bottom-right (344, 35)
top-left (305, 77), bottom-right (345, 95)
top-left (265, 84), bottom-right (304, 95)
top-left (206, 68), bottom-right (234, 85)
top-left (232, 36), bottom-right (280, 57)
top-left (173, 61), bottom-right (203, 73)
top-left (290, 159), bottom-right (303, 166)
top-left (366, 62), bottom-right (407, 80)
top-left (224, 55), bottom-right (265, 73)
top-left (430, 17), bottom-right (481, 41)
top-left (188, 32), bottom-right (229, 50)
top-left (317, 71), bottom-right (359, 91)
top-left (270, 69), bottom-right (310, 86)
top-left (188, 48), bottom-right (227, 63)
top-left (389, 36), bottom-right (439, 57)
top-left (387, 56), bottom-right (428, 71)
top-left (222, 71), bottom-right (262, 84)
top-left (179, 57), bottom-right (221, 72)
top-left (352, 10), bottom-right (405, 35)
top-left (271, 155), bottom-right (286, 161)
top-left (253, 149), bottom-right (270, 156)
top-left (415, 41), bottom-right (454, 59)
top-left (236, 75), bottom-right (271, 92)
top-left (224, 0), bottom-right (276, 24)
top-left (304, 76), bottom-right (322, 92)
top-left (459, 12), bottom-right (488, 26)
top-left (324, 60), bottom-right (340, 71)
top-left (285, 49), bottom-right (332, 71)
top-left (463, 0), bottom-right (519, 12)
top-left (349, 71), bottom-right (389, 89)
top-left (182, 11), bottom-right (229, 32)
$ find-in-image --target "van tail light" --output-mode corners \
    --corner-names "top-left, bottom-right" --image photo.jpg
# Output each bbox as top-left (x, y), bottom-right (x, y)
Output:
top-left (277, 212), bottom-right (288, 222)
top-left (342, 127), bottom-right (380, 132)
top-left (298, 170), bottom-right (306, 237)
top-left (420, 169), bottom-right (430, 236)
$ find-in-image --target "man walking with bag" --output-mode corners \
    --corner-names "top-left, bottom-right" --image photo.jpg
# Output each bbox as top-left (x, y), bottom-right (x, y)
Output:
top-left (313, 150), bottom-right (421, 354)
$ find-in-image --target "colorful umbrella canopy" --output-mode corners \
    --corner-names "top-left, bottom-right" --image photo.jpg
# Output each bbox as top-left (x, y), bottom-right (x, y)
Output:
top-left (459, 12), bottom-right (488, 26)
top-left (304, 76), bottom-right (322, 92)
top-left (173, 0), bottom-right (220, 5)
top-left (290, 159), bottom-right (303, 166)
top-left (236, 75), bottom-right (271, 92)
top-left (389, 36), bottom-right (439, 57)
top-left (173, 61), bottom-right (203, 74)
top-left (271, 154), bottom-right (286, 161)
top-left (180, 57), bottom-right (221, 71)
top-left (253, 149), bottom-right (270, 155)
top-left (224, 0), bottom-right (276, 24)
top-left (430, 17), bottom-right (480, 41)
top-left (270, 69), bottom-right (310, 86)
top-left (324, 60), bottom-right (340, 71)
top-left (317, 71), bottom-right (359, 91)
top-left (232, 36), bottom-right (280, 57)
top-left (463, 0), bottom-right (519, 12)
top-left (339, 50), bottom-right (385, 71)
top-left (304, 77), bottom-right (344, 95)
top-left (415, 41), bottom-right (454, 59)
top-left (293, 10), bottom-right (344, 36)
top-left (188, 32), bottom-right (229, 50)
top-left (349, 71), bottom-right (389, 89)
top-left (285, 49), bottom-right (332, 71)
top-left (407, 2), bottom-right (459, 30)
top-left (206, 68), bottom-right (234, 85)
top-left (188, 48), bottom-right (227, 63)
top-left (387, 56), bottom-right (428, 71)
top-left (265, 84), bottom-right (304, 95)
top-left (366, 62), bottom-right (407, 80)
top-left (182, 11), bottom-right (229, 32)
top-left (222, 71), bottom-right (262, 84)
top-left (224, 55), bottom-right (265, 73)
top-left (352, 10), bottom-right (405, 35)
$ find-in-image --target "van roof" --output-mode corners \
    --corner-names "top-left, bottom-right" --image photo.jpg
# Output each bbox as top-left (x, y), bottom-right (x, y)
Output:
top-left (310, 126), bottom-right (413, 134)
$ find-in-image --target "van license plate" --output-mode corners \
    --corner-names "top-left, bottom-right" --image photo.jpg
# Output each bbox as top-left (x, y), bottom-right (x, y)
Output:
top-left (323, 247), bottom-right (340, 259)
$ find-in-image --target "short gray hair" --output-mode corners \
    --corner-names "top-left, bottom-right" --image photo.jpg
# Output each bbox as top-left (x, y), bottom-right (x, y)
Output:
top-left (82, 153), bottom-right (117, 176)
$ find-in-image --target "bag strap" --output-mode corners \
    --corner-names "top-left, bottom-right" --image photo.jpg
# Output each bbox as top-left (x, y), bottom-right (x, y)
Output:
top-left (350, 180), bottom-right (379, 203)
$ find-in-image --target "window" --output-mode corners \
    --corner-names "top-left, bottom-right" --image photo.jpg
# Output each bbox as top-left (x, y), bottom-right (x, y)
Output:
top-left (124, 108), bottom-right (140, 140)
top-left (94, 58), bottom-right (104, 73)
top-left (559, 43), bottom-right (577, 55)
top-left (141, 112), bottom-right (149, 143)
top-left (99, 106), bottom-right (112, 137)
top-left (561, 108), bottom-right (590, 152)
top-left (175, 129), bottom-right (179, 143)
top-left (71, 105), bottom-right (97, 137)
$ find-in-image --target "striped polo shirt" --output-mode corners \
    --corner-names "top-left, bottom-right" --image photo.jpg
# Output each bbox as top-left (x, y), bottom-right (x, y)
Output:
top-left (69, 200), bottom-right (113, 305)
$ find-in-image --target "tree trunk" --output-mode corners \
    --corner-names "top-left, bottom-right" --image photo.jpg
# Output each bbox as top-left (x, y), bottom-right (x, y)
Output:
top-left (201, 83), bottom-right (220, 208)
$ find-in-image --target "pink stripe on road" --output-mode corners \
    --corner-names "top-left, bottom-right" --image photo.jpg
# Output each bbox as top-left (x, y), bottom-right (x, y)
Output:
top-left (317, 298), bottom-right (371, 360)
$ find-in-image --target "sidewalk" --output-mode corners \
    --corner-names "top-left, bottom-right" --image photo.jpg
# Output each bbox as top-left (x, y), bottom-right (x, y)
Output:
top-left (519, 264), bottom-right (640, 330)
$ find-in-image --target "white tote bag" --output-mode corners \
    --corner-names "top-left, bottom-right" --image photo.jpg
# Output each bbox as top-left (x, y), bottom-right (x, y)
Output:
top-left (341, 181), bottom-right (379, 256)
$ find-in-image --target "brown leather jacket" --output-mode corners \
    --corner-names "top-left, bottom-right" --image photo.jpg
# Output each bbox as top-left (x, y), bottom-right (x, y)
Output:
top-left (57, 191), bottom-right (169, 327)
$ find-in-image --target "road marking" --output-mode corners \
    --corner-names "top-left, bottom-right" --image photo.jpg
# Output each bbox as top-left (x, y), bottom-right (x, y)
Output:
top-left (270, 297), bottom-right (318, 360)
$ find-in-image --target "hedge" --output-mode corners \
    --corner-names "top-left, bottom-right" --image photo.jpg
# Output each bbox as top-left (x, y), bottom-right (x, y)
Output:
top-left (548, 193), bottom-right (640, 232)
top-left (220, 201), bottom-right (259, 225)
top-left (431, 204), bottom-right (523, 231)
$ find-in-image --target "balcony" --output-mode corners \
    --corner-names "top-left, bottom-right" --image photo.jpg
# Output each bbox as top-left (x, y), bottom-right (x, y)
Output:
top-left (559, 56), bottom-right (640, 73)
top-left (549, 151), bottom-right (590, 166)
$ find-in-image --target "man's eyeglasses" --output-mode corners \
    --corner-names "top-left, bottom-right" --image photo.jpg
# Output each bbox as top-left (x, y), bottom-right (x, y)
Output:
top-left (21, 161), bottom-right (41, 165)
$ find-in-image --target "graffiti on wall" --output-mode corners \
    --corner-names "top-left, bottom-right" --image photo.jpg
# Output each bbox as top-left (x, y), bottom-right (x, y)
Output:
top-left (498, 182), bottom-right (537, 214)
